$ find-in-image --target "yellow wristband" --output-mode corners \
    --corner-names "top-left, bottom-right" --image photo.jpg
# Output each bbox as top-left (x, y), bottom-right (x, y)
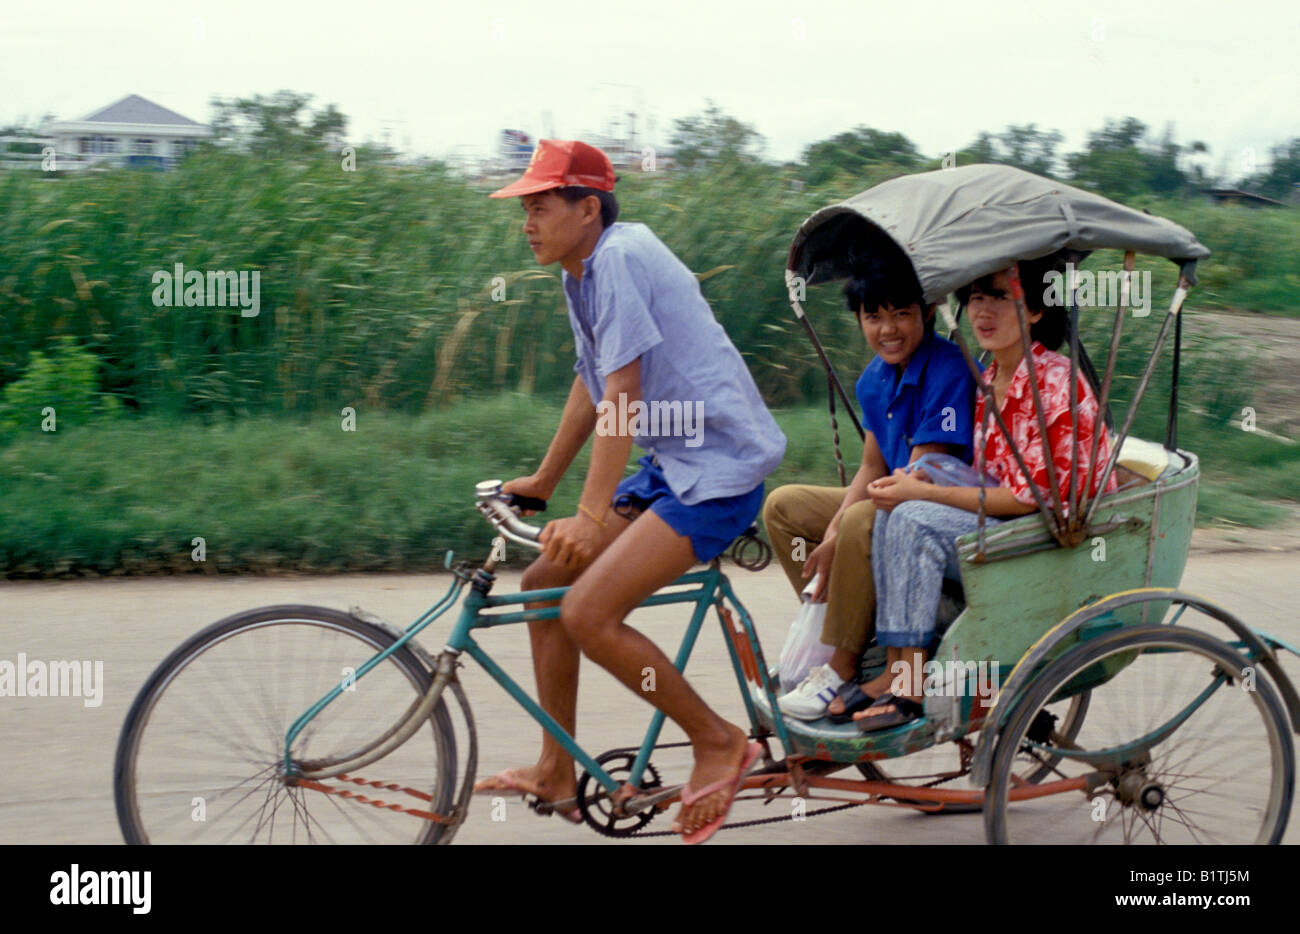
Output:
top-left (578, 503), bottom-right (608, 528)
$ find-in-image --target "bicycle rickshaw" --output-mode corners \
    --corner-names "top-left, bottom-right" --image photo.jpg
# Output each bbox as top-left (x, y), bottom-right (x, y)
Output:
top-left (115, 164), bottom-right (1300, 844)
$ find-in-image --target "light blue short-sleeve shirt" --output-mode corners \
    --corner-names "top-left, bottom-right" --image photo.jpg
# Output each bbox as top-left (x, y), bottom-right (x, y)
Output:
top-left (562, 222), bottom-right (786, 505)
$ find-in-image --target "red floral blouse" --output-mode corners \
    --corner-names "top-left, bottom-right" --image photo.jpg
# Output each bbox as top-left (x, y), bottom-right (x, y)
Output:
top-left (974, 342), bottom-right (1117, 511)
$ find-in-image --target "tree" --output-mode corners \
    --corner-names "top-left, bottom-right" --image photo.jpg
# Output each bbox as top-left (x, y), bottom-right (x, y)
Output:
top-left (1145, 124), bottom-right (1187, 196)
top-left (668, 101), bottom-right (765, 169)
top-left (1182, 140), bottom-right (1214, 191)
top-left (1245, 138), bottom-right (1300, 201)
top-left (208, 90), bottom-right (348, 159)
top-left (959, 124), bottom-right (1063, 176)
top-left (1065, 117), bottom-right (1193, 200)
top-left (996, 124), bottom-right (1063, 176)
top-left (800, 126), bottom-right (922, 187)
top-left (964, 132), bottom-right (998, 165)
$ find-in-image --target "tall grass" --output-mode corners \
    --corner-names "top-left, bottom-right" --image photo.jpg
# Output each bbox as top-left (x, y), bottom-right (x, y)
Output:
top-left (8, 153), bottom-right (1291, 421)
top-left (0, 154), bottom-right (576, 415)
top-left (1129, 196), bottom-right (1300, 314)
top-left (0, 396), bottom-right (1290, 577)
top-left (0, 400), bottom-right (844, 576)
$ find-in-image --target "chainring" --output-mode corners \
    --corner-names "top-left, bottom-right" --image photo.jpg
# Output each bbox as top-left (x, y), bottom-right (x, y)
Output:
top-left (576, 745), bottom-right (876, 838)
top-left (576, 750), bottom-right (664, 837)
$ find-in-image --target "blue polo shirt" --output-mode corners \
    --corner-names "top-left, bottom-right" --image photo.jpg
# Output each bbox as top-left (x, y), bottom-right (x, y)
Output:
top-left (855, 330), bottom-right (977, 472)
top-left (562, 222), bottom-right (786, 505)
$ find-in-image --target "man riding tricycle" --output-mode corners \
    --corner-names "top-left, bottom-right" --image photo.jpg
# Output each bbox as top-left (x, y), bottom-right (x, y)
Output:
top-left (114, 148), bottom-right (1300, 845)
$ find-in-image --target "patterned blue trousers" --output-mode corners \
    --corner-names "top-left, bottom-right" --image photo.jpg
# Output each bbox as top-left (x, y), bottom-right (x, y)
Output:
top-left (872, 455), bottom-right (1003, 648)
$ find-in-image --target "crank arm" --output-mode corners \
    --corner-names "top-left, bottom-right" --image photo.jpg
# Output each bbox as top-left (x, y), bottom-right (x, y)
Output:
top-left (618, 763), bottom-right (792, 815)
top-left (619, 783), bottom-right (686, 815)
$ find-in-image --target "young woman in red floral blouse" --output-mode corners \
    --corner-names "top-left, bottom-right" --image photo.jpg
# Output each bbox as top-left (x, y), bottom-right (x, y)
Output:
top-left (849, 258), bottom-right (1116, 732)
top-left (972, 294), bottom-right (1116, 513)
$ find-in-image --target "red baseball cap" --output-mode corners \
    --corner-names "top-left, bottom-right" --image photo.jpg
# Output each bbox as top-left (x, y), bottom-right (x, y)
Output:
top-left (489, 139), bottom-right (617, 199)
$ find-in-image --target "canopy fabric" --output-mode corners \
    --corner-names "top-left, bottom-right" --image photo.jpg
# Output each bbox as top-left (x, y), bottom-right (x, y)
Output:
top-left (787, 164), bottom-right (1210, 304)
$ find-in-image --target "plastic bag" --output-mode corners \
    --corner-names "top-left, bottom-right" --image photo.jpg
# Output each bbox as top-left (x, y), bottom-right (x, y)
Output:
top-left (778, 575), bottom-right (834, 695)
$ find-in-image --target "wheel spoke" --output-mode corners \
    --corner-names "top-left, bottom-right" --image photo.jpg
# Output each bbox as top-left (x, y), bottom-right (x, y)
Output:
top-left (116, 612), bottom-right (459, 845)
top-left (986, 615), bottom-right (1293, 845)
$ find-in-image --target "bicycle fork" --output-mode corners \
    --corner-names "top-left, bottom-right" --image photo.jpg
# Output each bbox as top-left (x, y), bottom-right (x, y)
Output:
top-left (283, 575), bottom-right (468, 779)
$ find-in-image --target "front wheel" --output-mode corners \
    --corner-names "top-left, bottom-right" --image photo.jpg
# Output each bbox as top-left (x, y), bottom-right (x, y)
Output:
top-left (114, 605), bottom-right (459, 844)
top-left (985, 624), bottom-right (1294, 844)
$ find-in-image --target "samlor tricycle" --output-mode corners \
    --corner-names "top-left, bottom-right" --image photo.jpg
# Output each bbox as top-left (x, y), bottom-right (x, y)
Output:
top-left (114, 165), bottom-right (1300, 845)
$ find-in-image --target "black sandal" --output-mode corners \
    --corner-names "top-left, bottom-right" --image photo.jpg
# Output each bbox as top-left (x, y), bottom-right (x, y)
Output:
top-left (853, 692), bottom-right (924, 733)
top-left (828, 682), bottom-right (878, 723)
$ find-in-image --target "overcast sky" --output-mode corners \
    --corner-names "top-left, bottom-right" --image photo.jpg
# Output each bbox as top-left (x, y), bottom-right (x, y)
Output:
top-left (3, 0), bottom-right (1296, 178)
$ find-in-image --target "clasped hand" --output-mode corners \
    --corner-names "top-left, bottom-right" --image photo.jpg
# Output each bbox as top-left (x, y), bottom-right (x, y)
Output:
top-left (866, 467), bottom-right (933, 511)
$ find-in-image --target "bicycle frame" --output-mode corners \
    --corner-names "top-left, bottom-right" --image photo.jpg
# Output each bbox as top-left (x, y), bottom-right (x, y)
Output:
top-left (271, 560), bottom-right (1300, 837)
top-left (283, 562), bottom-right (794, 795)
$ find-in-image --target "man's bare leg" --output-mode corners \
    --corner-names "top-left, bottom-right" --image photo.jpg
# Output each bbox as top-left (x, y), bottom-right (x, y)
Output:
top-left (473, 512), bottom-right (632, 803)
top-left (559, 510), bottom-right (750, 837)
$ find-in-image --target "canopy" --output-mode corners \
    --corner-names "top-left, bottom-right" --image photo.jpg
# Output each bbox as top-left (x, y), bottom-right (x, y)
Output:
top-left (786, 164), bottom-right (1210, 304)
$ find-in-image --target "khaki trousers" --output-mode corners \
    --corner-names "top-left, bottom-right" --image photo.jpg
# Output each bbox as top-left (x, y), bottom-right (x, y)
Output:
top-left (762, 485), bottom-right (877, 654)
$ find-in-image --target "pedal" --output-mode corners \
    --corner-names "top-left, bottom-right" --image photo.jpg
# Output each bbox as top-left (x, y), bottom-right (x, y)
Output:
top-left (528, 795), bottom-right (578, 817)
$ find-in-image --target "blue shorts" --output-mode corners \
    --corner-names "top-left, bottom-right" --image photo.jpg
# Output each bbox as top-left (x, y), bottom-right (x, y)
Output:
top-left (613, 455), bottom-right (763, 563)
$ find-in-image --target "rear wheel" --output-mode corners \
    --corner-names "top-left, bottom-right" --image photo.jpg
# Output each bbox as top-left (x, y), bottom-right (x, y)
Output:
top-left (114, 605), bottom-right (459, 844)
top-left (985, 624), bottom-right (1293, 844)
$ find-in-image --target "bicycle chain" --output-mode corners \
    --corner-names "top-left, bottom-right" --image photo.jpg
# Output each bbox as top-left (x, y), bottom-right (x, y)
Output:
top-left (603, 769), bottom-right (972, 838)
top-left (577, 741), bottom-right (946, 839)
top-left (300, 747), bottom-right (973, 837)
top-left (602, 798), bottom-right (871, 838)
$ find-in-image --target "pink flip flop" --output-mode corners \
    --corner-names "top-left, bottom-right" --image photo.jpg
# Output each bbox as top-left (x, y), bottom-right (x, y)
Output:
top-left (475, 770), bottom-right (583, 823)
top-left (677, 741), bottom-right (763, 845)
top-left (473, 768), bottom-right (528, 795)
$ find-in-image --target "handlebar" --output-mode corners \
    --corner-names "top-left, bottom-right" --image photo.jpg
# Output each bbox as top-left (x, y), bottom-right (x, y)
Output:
top-left (474, 480), bottom-right (546, 551)
top-left (473, 479), bottom-right (772, 572)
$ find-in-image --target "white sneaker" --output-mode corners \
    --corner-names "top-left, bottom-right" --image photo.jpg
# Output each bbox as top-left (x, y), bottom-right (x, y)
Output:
top-left (778, 664), bottom-right (847, 721)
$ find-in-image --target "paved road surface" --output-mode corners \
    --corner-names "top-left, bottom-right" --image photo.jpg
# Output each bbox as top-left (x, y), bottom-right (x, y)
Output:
top-left (2, 548), bottom-right (1297, 845)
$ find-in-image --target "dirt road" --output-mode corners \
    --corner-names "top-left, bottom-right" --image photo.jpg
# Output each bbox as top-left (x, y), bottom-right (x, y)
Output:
top-left (1189, 310), bottom-right (1300, 436)
top-left (2, 538), bottom-right (1298, 846)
